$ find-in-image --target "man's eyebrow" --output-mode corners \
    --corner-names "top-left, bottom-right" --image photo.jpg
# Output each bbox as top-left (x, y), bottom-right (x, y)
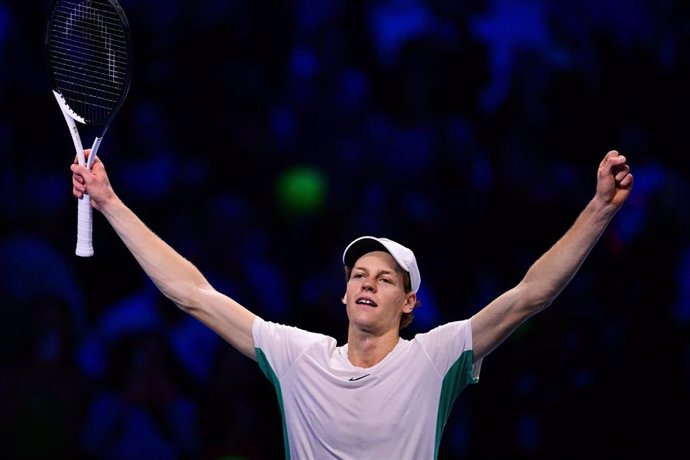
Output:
top-left (353, 266), bottom-right (395, 276)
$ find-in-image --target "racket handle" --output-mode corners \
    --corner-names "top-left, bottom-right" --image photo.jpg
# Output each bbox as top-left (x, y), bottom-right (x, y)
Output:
top-left (76, 195), bottom-right (94, 257)
top-left (75, 137), bottom-right (103, 257)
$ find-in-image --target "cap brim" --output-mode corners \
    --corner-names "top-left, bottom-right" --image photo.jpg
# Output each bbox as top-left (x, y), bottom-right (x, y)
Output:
top-left (343, 237), bottom-right (389, 268)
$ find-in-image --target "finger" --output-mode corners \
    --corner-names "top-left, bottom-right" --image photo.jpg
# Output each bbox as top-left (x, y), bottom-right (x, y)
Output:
top-left (72, 168), bottom-right (86, 190)
top-left (72, 172), bottom-right (85, 185)
top-left (619, 173), bottom-right (634, 188)
top-left (71, 163), bottom-right (90, 176)
top-left (601, 150), bottom-right (619, 165)
top-left (607, 154), bottom-right (626, 168)
top-left (601, 154), bottom-right (627, 178)
top-left (614, 165), bottom-right (631, 182)
top-left (72, 178), bottom-right (85, 198)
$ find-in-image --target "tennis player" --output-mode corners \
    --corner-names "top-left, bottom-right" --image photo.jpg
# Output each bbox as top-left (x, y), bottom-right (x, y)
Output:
top-left (71, 149), bottom-right (633, 459)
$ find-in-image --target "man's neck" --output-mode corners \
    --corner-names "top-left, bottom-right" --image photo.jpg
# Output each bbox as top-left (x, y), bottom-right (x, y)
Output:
top-left (346, 327), bottom-right (400, 368)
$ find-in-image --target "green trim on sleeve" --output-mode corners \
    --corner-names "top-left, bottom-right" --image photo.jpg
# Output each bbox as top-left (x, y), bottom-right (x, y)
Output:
top-left (256, 348), bottom-right (291, 460)
top-left (434, 349), bottom-right (477, 459)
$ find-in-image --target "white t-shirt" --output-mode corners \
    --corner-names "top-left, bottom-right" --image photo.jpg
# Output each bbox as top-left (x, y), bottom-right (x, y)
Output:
top-left (252, 317), bottom-right (482, 460)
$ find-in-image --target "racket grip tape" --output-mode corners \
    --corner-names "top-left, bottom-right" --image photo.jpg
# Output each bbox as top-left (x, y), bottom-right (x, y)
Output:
top-left (76, 195), bottom-right (94, 257)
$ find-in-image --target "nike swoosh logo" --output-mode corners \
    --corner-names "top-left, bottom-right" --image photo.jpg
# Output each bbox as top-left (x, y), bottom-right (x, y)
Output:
top-left (348, 374), bottom-right (370, 381)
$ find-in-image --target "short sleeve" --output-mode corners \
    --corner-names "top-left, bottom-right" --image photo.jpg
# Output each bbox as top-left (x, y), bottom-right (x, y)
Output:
top-left (252, 316), bottom-right (334, 378)
top-left (415, 320), bottom-right (482, 381)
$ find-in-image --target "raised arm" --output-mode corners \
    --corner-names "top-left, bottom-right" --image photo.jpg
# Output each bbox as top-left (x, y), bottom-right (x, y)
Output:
top-left (71, 151), bottom-right (257, 360)
top-left (470, 150), bottom-right (633, 362)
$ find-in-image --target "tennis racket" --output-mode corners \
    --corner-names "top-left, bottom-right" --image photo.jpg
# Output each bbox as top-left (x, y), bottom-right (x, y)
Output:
top-left (45, 0), bottom-right (133, 257)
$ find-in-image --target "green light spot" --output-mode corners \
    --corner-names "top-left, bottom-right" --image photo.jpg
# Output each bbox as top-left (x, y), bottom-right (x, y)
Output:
top-left (276, 165), bottom-right (327, 215)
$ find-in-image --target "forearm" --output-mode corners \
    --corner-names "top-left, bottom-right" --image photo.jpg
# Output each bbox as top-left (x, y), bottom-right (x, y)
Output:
top-left (522, 196), bottom-right (620, 308)
top-left (99, 195), bottom-right (209, 310)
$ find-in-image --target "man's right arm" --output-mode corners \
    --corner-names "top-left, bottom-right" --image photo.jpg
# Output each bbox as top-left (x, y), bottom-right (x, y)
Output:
top-left (71, 153), bottom-right (257, 360)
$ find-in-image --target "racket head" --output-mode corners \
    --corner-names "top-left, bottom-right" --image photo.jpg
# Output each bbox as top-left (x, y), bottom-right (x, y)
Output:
top-left (44, 0), bottom-right (133, 127)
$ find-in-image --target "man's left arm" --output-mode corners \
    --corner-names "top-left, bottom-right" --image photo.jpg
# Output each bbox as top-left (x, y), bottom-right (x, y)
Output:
top-left (470, 150), bottom-right (633, 361)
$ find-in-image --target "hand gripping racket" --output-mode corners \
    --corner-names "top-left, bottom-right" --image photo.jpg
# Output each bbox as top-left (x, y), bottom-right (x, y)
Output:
top-left (45, 0), bottom-right (133, 257)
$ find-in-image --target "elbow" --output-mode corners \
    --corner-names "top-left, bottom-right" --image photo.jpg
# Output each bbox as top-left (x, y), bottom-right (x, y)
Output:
top-left (514, 280), bottom-right (558, 315)
top-left (165, 280), bottom-right (212, 314)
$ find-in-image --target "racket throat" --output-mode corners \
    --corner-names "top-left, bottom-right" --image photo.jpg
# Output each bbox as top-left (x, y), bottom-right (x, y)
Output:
top-left (53, 90), bottom-right (86, 124)
top-left (88, 137), bottom-right (104, 169)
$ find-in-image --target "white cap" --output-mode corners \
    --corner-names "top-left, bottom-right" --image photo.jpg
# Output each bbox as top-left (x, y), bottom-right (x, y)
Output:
top-left (342, 236), bottom-right (421, 292)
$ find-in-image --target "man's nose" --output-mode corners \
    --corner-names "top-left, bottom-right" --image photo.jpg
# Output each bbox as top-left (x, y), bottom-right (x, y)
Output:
top-left (362, 277), bottom-right (375, 291)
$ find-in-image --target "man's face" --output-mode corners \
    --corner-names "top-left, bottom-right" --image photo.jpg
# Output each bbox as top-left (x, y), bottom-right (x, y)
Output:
top-left (343, 251), bottom-right (415, 335)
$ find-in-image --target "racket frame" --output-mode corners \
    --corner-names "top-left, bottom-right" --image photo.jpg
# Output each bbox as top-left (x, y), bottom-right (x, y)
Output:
top-left (44, 0), bottom-right (133, 257)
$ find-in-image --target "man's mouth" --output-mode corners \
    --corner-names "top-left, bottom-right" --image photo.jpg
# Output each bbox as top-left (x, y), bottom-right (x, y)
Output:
top-left (356, 298), bottom-right (377, 307)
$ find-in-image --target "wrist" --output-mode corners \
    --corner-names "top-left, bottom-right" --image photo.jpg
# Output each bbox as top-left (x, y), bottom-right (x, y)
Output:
top-left (588, 195), bottom-right (619, 222)
top-left (98, 191), bottom-right (122, 215)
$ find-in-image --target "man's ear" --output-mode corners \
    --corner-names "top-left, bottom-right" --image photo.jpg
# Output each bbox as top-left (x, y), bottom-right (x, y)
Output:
top-left (402, 292), bottom-right (417, 313)
top-left (341, 293), bottom-right (347, 305)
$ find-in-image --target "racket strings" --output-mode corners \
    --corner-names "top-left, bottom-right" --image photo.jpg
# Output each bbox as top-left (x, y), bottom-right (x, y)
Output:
top-left (47, 0), bottom-right (130, 124)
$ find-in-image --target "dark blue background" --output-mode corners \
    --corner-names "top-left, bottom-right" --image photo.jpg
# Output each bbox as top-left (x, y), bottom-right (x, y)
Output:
top-left (1, 0), bottom-right (689, 458)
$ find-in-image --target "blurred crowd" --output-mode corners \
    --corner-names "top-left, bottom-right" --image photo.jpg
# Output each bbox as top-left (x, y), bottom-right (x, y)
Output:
top-left (1, 0), bottom-right (689, 458)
